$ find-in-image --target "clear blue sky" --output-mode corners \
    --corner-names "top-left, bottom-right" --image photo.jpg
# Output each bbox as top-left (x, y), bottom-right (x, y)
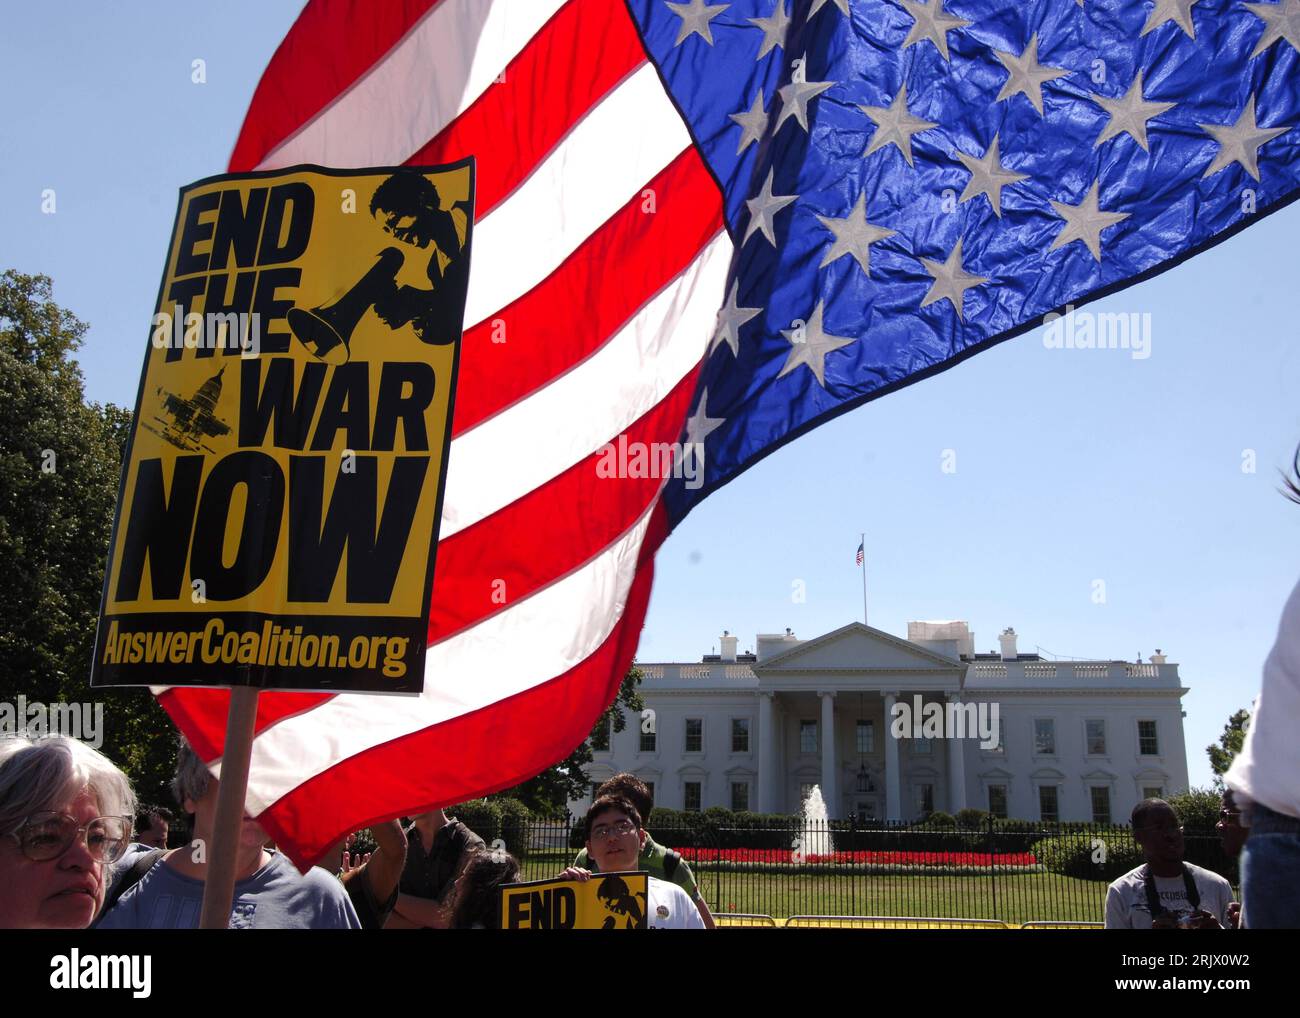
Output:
top-left (4, 1), bottom-right (1298, 790)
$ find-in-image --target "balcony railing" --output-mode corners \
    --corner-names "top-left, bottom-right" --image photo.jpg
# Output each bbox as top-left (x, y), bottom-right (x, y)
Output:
top-left (968, 661), bottom-right (1169, 682)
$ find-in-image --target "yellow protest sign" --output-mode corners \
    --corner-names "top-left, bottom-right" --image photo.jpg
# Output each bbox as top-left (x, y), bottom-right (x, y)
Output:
top-left (91, 162), bottom-right (474, 693)
top-left (501, 873), bottom-right (651, 930)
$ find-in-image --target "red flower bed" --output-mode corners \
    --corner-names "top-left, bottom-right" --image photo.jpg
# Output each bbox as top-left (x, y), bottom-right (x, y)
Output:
top-left (677, 847), bottom-right (1038, 867)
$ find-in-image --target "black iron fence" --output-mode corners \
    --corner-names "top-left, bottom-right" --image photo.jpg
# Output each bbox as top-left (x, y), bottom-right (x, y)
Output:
top-left (499, 816), bottom-right (1237, 924)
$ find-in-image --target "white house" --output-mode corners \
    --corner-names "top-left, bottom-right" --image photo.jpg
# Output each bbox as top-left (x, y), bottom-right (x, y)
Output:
top-left (573, 620), bottom-right (1190, 824)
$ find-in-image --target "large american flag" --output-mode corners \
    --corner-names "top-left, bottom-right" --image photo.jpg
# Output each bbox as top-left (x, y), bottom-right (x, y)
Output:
top-left (158, 0), bottom-right (1299, 866)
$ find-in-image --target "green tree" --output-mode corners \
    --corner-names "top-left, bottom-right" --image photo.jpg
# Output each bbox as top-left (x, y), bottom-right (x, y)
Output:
top-left (492, 663), bottom-right (645, 815)
top-left (1206, 708), bottom-right (1250, 790)
top-left (0, 270), bottom-right (176, 811)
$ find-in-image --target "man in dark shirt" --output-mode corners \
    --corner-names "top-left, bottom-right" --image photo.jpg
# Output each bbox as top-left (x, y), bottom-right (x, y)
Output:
top-left (387, 808), bottom-right (485, 929)
top-left (325, 819), bottom-right (407, 930)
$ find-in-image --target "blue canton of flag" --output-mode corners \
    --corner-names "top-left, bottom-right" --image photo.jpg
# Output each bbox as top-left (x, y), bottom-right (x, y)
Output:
top-left (626, 0), bottom-right (1300, 527)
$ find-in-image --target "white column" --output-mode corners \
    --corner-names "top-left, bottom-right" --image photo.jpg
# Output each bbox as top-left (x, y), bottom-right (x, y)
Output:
top-left (758, 692), bottom-right (775, 814)
top-left (819, 691), bottom-right (838, 819)
top-left (946, 693), bottom-right (967, 813)
top-left (883, 690), bottom-right (901, 822)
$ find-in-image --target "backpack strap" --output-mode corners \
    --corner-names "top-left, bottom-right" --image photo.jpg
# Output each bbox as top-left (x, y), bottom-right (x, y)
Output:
top-left (661, 849), bottom-right (680, 882)
top-left (1182, 864), bottom-right (1201, 910)
top-left (93, 848), bottom-right (165, 925)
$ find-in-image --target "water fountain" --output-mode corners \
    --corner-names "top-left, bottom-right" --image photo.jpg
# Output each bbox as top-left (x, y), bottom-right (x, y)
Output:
top-left (796, 785), bottom-right (833, 861)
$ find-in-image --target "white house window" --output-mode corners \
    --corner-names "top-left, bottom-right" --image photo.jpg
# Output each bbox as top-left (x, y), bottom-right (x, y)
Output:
top-left (732, 718), bottom-right (750, 753)
top-left (1138, 720), bottom-right (1159, 756)
top-left (1033, 719), bottom-right (1056, 756)
top-left (917, 784), bottom-right (934, 816)
top-left (1090, 786), bottom-right (1111, 824)
top-left (987, 719), bottom-right (1006, 755)
top-left (639, 726), bottom-right (656, 753)
top-left (914, 736), bottom-right (932, 756)
top-left (800, 720), bottom-right (818, 754)
top-left (1038, 785), bottom-right (1059, 823)
top-left (685, 718), bottom-right (703, 753)
top-left (684, 782), bottom-right (701, 812)
top-left (731, 781), bottom-right (749, 811)
top-left (1142, 785), bottom-right (1164, 801)
top-left (856, 720), bottom-right (874, 754)
top-left (1085, 719), bottom-right (1106, 756)
top-left (591, 716), bottom-right (611, 752)
top-left (988, 785), bottom-right (1008, 818)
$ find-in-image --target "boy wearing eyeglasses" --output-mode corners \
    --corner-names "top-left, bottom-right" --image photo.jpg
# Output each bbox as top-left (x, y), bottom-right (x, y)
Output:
top-left (559, 795), bottom-right (706, 929)
top-left (572, 773), bottom-right (715, 928)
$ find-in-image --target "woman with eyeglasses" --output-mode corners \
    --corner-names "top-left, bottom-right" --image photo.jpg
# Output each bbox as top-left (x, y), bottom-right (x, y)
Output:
top-left (0, 734), bottom-right (136, 929)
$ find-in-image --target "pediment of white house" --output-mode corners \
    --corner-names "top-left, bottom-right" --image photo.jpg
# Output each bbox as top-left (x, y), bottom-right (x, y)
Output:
top-left (754, 622), bottom-right (964, 691)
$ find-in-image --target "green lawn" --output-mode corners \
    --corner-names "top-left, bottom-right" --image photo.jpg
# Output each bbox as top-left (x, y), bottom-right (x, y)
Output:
top-left (517, 849), bottom-right (1106, 924)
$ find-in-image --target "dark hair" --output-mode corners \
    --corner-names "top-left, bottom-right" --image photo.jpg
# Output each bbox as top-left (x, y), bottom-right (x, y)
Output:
top-left (595, 774), bottom-right (653, 825)
top-left (584, 795), bottom-right (642, 841)
top-left (451, 851), bottom-right (520, 930)
top-left (1131, 798), bottom-right (1174, 830)
top-left (136, 806), bottom-right (174, 832)
top-left (1282, 444), bottom-right (1300, 504)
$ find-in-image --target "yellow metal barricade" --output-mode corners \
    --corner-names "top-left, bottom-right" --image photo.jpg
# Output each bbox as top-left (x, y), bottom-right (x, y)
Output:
top-left (783, 915), bottom-right (1013, 930)
top-left (715, 913), bottom-right (780, 928)
top-left (1019, 920), bottom-right (1104, 929)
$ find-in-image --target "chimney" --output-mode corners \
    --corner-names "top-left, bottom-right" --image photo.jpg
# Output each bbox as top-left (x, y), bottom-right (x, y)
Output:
top-left (1150, 649), bottom-right (1166, 664)
top-left (999, 627), bottom-right (1018, 661)
top-left (720, 630), bottom-right (738, 662)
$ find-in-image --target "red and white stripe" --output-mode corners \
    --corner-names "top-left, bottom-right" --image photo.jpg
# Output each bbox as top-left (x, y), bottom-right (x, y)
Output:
top-left (158, 0), bottom-right (730, 866)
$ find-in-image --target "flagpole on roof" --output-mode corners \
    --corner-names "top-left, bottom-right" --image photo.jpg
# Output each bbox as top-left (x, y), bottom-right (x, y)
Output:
top-left (860, 532), bottom-right (868, 628)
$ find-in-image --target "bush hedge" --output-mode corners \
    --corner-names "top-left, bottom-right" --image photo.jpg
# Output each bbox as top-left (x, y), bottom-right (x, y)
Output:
top-left (1166, 788), bottom-right (1220, 832)
top-left (451, 799), bottom-right (502, 846)
top-left (494, 798), bottom-right (532, 858)
top-left (1031, 832), bottom-right (1144, 881)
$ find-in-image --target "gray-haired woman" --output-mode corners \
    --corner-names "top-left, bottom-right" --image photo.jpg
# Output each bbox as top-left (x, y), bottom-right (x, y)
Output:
top-left (0, 734), bottom-right (136, 928)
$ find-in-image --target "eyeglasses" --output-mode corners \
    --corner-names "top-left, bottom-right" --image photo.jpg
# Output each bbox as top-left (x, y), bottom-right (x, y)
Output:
top-left (590, 820), bottom-right (637, 841)
top-left (8, 812), bottom-right (132, 864)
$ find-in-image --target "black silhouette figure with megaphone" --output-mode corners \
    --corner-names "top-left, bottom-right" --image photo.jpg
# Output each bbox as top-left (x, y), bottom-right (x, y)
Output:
top-left (288, 171), bottom-right (471, 364)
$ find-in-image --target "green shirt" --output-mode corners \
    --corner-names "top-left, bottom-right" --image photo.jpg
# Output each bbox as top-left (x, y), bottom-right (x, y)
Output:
top-left (574, 834), bottom-right (700, 900)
